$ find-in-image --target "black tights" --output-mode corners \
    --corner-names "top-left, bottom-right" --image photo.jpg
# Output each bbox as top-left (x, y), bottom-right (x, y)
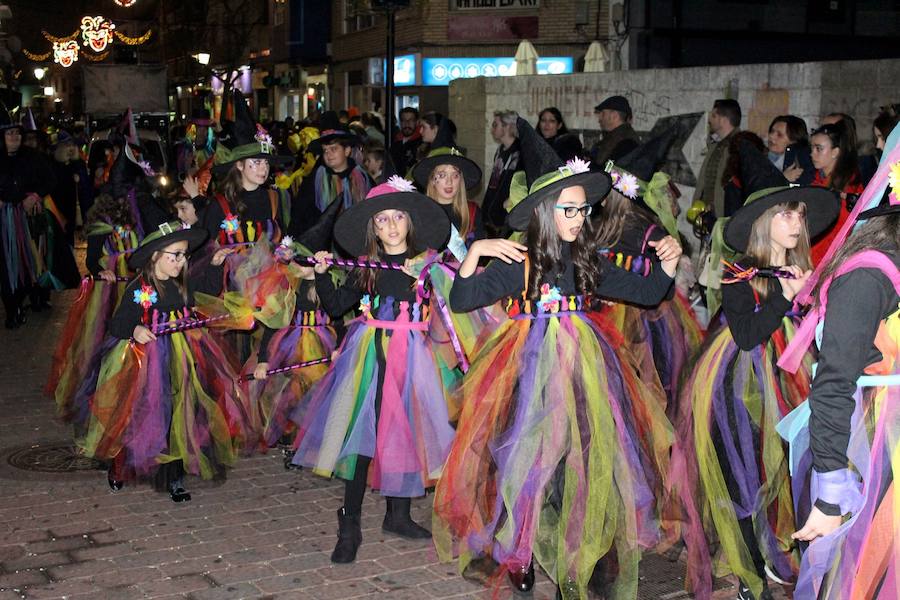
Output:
top-left (344, 456), bottom-right (372, 515)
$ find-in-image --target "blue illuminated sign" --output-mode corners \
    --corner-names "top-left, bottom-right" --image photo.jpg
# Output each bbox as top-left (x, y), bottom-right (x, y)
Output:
top-left (381, 54), bottom-right (417, 86)
top-left (422, 57), bottom-right (573, 86)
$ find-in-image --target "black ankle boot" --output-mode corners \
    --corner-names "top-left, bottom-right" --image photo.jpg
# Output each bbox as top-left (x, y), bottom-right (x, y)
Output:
top-left (331, 507), bottom-right (362, 563)
top-left (168, 478), bottom-right (191, 502)
top-left (107, 466), bottom-right (123, 491)
top-left (382, 497), bottom-right (431, 539)
top-left (508, 560), bottom-right (535, 594)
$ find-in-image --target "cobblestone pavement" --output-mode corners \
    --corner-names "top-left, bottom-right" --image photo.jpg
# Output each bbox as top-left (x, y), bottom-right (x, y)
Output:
top-left (0, 285), bottom-right (789, 599)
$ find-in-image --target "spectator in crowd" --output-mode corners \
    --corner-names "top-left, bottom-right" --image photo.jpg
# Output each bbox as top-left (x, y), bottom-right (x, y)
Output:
top-left (809, 121), bottom-right (864, 264)
top-left (362, 143), bottom-right (386, 183)
top-left (535, 107), bottom-right (569, 150)
top-left (391, 107), bottom-right (422, 176)
top-left (692, 98), bottom-right (741, 219)
top-left (722, 131), bottom-right (768, 218)
top-left (873, 105), bottom-right (899, 156)
top-left (767, 115), bottom-right (814, 185)
top-left (417, 112), bottom-right (457, 161)
top-left (590, 95), bottom-right (639, 167)
top-left (361, 112), bottom-right (385, 145)
top-left (481, 110), bottom-right (520, 237)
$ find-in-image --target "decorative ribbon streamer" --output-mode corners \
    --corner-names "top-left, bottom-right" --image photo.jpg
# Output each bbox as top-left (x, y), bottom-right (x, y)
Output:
top-left (238, 356), bottom-right (332, 382)
top-left (721, 260), bottom-right (797, 284)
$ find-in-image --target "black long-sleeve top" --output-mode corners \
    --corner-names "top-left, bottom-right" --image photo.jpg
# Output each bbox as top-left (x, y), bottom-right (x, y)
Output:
top-left (809, 254), bottom-right (900, 482)
top-left (198, 186), bottom-right (284, 245)
top-left (108, 264), bottom-right (225, 340)
top-left (86, 234), bottom-right (108, 276)
top-left (722, 278), bottom-right (794, 351)
top-left (314, 252), bottom-right (417, 319)
top-left (257, 278), bottom-right (319, 363)
top-left (449, 242), bottom-right (674, 313)
top-left (0, 148), bottom-right (56, 204)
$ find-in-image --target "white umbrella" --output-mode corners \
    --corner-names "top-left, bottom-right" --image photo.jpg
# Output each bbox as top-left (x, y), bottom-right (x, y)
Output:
top-left (514, 40), bottom-right (538, 76)
top-left (584, 40), bottom-right (609, 73)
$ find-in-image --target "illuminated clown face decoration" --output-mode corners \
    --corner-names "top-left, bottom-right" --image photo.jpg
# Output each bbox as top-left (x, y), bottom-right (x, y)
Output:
top-left (53, 40), bottom-right (79, 68)
top-left (81, 16), bottom-right (116, 53)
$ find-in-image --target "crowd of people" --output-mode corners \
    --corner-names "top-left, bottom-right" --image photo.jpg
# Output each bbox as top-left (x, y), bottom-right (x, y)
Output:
top-left (0, 87), bottom-right (897, 600)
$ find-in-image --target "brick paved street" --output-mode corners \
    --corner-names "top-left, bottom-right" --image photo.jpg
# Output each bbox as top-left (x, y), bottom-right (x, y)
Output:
top-left (0, 286), bottom-right (779, 599)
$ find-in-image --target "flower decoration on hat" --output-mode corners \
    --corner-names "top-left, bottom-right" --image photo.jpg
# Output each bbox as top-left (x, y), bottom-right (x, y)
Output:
top-left (220, 213), bottom-right (240, 234)
top-left (137, 159), bottom-right (155, 177)
top-left (255, 124), bottom-right (273, 153)
top-left (613, 171), bottom-right (639, 199)
top-left (133, 283), bottom-right (157, 309)
top-left (385, 175), bottom-right (416, 193)
top-left (558, 157), bottom-right (591, 176)
top-left (537, 283), bottom-right (563, 313)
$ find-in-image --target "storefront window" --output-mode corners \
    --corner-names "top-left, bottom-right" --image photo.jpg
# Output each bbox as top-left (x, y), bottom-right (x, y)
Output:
top-left (344, 0), bottom-right (376, 34)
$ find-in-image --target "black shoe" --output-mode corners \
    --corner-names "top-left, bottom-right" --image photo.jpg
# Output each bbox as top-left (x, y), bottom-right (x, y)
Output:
top-left (4, 316), bottom-right (17, 330)
top-left (168, 479), bottom-right (192, 502)
top-left (107, 469), bottom-right (123, 491)
top-left (508, 561), bottom-right (535, 595)
top-left (382, 497), bottom-right (431, 539)
top-left (331, 507), bottom-right (362, 563)
top-left (737, 580), bottom-right (755, 600)
top-left (15, 306), bottom-right (26, 325)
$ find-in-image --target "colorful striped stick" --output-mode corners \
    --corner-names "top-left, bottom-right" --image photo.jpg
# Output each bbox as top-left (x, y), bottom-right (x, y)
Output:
top-left (150, 313), bottom-right (235, 336)
top-left (298, 256), bottom-right (406, 271)
top-left (85, 274), bottom-right (131, 282)
top-left (238, 356), bottom-right (332, 382)
top-left (721, 259), bottom-right (797, 284)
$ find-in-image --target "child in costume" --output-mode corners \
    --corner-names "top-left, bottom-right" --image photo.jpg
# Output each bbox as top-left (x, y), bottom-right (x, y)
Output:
top-left (780, 138), bottom-right (900, 599)
top-left (433, 157), bottom-right (683, 599)
top-left (47, 193), bottom-right (141, 429)
top-left (670, 141), bottom-right (840, 600)
top-left (289, 176), bottom-right (455, 564)
top-left (601, 130), bottom-right (704, 420)
top-left (241, 200), bottom-right (342, 452)
top-left (77, 222), bottom-right (242, 502)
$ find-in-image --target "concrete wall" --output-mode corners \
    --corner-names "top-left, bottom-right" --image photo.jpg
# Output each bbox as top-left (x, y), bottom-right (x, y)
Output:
top-left (450, 58), bottom-right (900, 201)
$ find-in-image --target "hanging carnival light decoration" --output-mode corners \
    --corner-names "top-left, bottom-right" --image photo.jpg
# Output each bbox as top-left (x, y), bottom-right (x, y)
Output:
top-left (114, 0), bottom-right (139, 6)
top-left (83, 51), bottom-right (111, 62)
top-left (115, 29), bottom-right (152, 45)
top-left (43, 29), bottom-right (79, 43)
top-left (53, 40), bottom-right (79, 68)
top-left (23, 49), bottom-right (52, 61)
top-left (81, 16), bottom-right (116, 53)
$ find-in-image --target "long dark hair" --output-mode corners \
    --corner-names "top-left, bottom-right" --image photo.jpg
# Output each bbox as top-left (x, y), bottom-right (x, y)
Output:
top-left (220, 161), bottom-right (249, 219)
top-left (142, 248), bottom-right (189, 305)
top-left (810, 122), bottom-right (858, 193)
top-left (722, 131), bottom-right (766, 187)
top-left (814, 212), bottom-right (900, 306)
top-left (354, 210), bottom-right (418, 293)
top-left (525, 194), bottom-right (599, 299)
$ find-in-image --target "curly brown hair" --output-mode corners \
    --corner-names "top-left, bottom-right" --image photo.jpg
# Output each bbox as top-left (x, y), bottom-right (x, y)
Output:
top-left (86, 193), bottom-right (136, 228)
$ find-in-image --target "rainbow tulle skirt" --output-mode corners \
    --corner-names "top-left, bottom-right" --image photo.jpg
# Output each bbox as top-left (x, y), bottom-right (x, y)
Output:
top-left (432, 302), bottom-right (673, 599)
top-left (290, 297), bottom-right (456, 498)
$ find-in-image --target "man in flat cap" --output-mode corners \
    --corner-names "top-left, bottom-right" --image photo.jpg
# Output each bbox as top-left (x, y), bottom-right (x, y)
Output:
top-left (589, 95), bottom-right (640, 168)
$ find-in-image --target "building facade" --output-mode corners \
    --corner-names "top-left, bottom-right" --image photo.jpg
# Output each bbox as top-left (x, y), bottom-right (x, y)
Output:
top-left (329, 0), bottom-right (611, 116)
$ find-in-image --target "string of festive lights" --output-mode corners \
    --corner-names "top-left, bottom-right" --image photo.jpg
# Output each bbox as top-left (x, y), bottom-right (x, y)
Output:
top-left (83, 50), bottom-right (111, 62)
top-left (114, 29), bottom-right (152, 45)
top-left (22, 49), bottom-right (51, 61)
top-left (114, 0), bottom-right (140, 6)
top-left (43, 29), bottom-right (79, 43)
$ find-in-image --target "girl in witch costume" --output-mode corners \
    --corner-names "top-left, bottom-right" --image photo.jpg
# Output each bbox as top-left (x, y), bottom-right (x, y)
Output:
top-left (599, 129), bottom-right (704, 422)
top-left (239, 199), bottom-right (341, 452)
top-left (778, 138), bottom-right (900, 600)
top-left (669, 141), bottom-right (840, 600)
top-left (46, 193), bottom-right (142, 429)
top-left (77, 223), bottom-right (242, 501)
top-left (432, 157), bottom-right (683, 600)
top-left (289, 176), bottom-right (455, 564)
top-left (197, 90), bottom-right (293, 255)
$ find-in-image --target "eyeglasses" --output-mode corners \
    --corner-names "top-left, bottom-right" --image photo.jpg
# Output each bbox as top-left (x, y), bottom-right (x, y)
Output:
top-left (373, 212), bottom-right (407, 228)
top-left (161, 250), bottom-right (189, 262)
top-left (555, 204), bottom-right (592, 218)
top-left (432, 170), bottom-right (461, 182)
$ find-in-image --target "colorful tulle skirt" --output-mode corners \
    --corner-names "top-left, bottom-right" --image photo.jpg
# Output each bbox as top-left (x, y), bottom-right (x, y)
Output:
top-left (0, 202), bottom-right (41, 295)
top-left (669, 317), bottom-right (812, 599)
top-left (290, 297), bottom-right (456, 498)
top-left (242, 309), bottom-right (336, 450)
top-left (77, 326), bottom-right (243, 482)
top-left (779, 310), bottom-right (900, 599)
top-left (432, 298), bottom-right (674, 599)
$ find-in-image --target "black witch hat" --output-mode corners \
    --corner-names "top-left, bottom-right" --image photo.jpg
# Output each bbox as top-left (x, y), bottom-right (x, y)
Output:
top-left (616, 127), bottom-right (678, 182)
top-left (724, 138), bottom-right (839, 252)
top-left (212, 90), bottom-right (294, 176)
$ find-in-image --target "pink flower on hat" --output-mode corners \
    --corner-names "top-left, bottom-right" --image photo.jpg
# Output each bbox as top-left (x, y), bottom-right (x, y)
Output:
top-left (366, 175), bottom-right (417, 199)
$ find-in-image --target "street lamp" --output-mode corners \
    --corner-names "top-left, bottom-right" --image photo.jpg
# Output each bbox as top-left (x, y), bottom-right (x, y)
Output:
top-left (194, 52), bottom-right (210, 65)
top-left (34, 67), bottom-right (46, 80)
top-left (43, 86), bottom-right (54, 96)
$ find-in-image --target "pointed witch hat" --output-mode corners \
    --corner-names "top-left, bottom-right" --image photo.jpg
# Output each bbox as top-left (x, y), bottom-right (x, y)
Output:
top-left (212, 90), bottom-right (294, 176)
top-left (723, 138), bottom-right (839, 253)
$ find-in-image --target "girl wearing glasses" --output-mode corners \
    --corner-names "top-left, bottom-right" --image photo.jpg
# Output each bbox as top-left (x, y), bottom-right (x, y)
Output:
top-left (669, 142), bottom-right (839, 600)
top-left (433, 155), bottom-right (682, 599)
top-left (76, 223), bottom-right (239, 502)
top-left (288, 177), bottom-right (455, 565)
